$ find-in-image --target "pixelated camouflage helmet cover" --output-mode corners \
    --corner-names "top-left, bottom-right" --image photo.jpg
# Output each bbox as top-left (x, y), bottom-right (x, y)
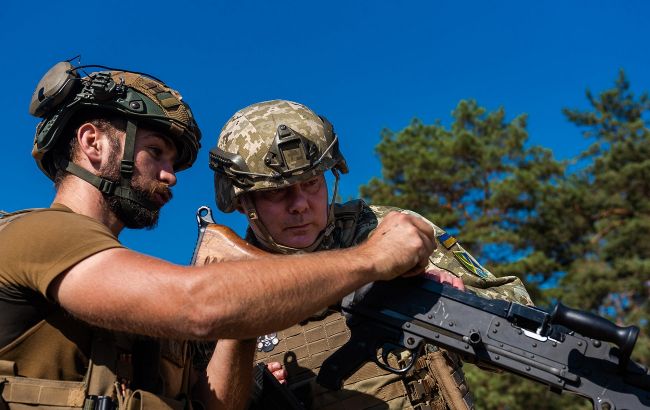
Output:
top-left (211, 100), bottom-right (347, 212)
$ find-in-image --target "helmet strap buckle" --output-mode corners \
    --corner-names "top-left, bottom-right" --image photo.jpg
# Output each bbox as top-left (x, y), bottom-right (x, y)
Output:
top-left (98, 179), bottom-right (116, 195)
top-left (120, 160), bottom-right (135, 178)
top-left (120, 120), bottom-right (138, 181)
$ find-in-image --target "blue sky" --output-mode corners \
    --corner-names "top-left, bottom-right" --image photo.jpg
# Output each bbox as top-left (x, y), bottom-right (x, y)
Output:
top-left (2, 1), bottom-right (649, 264)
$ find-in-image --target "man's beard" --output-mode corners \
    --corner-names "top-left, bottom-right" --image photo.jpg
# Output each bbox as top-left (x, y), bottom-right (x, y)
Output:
top-left (106, 177), bottom-right (172, 229)
top-left (99, 147), bottom-right (172, 229)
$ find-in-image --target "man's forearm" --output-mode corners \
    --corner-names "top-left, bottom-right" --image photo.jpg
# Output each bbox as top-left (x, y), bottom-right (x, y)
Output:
top-left (54, 245), bottom-right (375, 340)
top-left (184, 211), bottom-right (434, 340)
top-left (195, 339), bottom-right (257, 410)
top-left (189, 248), bottom-right (376, 339)
top-left (55, 212), bottom-right (434, 340)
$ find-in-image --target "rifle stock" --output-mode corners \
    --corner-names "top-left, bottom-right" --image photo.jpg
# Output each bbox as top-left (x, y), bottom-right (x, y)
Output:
top-left (191, 206), bottom-right (268, 266)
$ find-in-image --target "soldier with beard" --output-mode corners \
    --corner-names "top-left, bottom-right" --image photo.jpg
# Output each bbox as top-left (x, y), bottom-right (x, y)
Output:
top-left (210, 100), bottom-right (534, 409)
top-left (0, 64), bottom-right (438, 410)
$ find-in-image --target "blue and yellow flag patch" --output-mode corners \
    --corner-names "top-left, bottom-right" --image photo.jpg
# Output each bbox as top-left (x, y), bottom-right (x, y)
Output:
top-left (437, 232), bottom-right (457, 249)
top-left (453, 250), bottom-right (489, 278)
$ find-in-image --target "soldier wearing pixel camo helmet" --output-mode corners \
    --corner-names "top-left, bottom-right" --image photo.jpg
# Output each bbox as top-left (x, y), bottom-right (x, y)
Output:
top-left (0, 64), bottom-right (436, 410)
top-left (211, 100), bottom-right (534, 409)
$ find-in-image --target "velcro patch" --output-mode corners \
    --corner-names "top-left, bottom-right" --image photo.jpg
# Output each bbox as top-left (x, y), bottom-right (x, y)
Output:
top-left (159, 97), bottom-right (181, 108)
top-left (436, 232), bottom-right (457, 249)
top-left (453, 250), bottom-right (488, 278)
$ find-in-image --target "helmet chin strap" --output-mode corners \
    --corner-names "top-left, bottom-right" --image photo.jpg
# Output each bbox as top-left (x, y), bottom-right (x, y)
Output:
top-left (58, 119), bottom-right (158, 211)
top-left (243, 169), bottom-right (341, 255)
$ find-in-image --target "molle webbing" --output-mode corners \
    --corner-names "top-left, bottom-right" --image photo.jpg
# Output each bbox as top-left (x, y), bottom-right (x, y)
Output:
top-left (0, 210), bottom-right (191, 410)
top-left (0, 375), bottom-right (86, 409)
top-left (0, 359), bottom-right (85, 409)
top-left (254, 311), bottom-right (412, 408)
top-left (254, 311), bottom-right (353, 385)
top-left (0, 209), bottom-right (111, 410)
top-left (414, 348), bottom-right (474, 410)
top-left (0, 332), bottom-right (121, 410)
top-left (0, 336), bottom-right (186, 410)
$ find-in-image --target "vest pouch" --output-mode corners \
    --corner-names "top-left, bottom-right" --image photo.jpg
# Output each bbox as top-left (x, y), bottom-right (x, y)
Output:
top-left (122, 390), bottom-right (184, 410)
top-left (0, 376), bottom-right (86, 410)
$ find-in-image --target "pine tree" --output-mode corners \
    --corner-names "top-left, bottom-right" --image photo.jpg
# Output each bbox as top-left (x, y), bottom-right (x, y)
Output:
top-left (359, 81), bottom-right (649, 406)
top-left (359, 101), bottom-right (586, 408)
top-left (551, 70), bottom-right (650, 364)
top-left (361, 100), bottom-right (564, 301)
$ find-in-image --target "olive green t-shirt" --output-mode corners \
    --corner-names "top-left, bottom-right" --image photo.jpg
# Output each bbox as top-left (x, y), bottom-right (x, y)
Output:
top-left (0, 204), bottom-right (124, 380)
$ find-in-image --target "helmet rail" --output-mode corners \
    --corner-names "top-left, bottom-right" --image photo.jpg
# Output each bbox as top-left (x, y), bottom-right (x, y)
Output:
top-left (209, 124), bottom-right (343, 188)
top-left (29, 61), bottom-right (201, 220)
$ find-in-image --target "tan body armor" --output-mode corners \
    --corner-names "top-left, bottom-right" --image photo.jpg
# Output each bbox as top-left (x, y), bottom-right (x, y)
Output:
top-left (254, 309), bottom-right (474, 410)
top-left (1, 334), bottom-right (192, 410)
top-left (0, 210), bottom-right (193, 410)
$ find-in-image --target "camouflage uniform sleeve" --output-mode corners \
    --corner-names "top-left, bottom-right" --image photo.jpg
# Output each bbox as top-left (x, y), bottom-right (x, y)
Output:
top-left (368, 205), bottom-right (534, 306)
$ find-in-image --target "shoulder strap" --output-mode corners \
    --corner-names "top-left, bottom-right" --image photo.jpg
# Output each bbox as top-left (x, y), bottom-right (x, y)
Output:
top-left (332, 200), bottom-right (366, 248)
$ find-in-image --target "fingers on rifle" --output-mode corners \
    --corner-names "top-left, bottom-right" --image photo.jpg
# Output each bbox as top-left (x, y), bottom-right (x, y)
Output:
top-left (453, 276), bottom-right (465, 291)
top-left (273, 369), bottom-right (288, 384)
top-left (423, 267), bottom-right (466, 291)
top-left (267, 362), bottom-right (283, 371)
top-left (406, 213), bottom-right (435, 241)
top-left (402, 257), bottom-right (429, 278)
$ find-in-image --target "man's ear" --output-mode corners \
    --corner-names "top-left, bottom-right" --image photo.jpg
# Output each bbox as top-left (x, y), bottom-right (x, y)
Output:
top-left (76, 122), bottom-right (103, 166)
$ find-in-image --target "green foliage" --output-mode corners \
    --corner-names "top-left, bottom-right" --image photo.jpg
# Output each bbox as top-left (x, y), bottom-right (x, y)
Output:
top-left (464, 365), bottom-right (591, 410)
top-left (360, 100), bottom-right (564, 300)
top-left (552, 70), bottom-right (650, 364)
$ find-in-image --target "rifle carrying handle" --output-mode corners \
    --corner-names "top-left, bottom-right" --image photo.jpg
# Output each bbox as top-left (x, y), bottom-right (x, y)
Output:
top-left (550, 302), bottom-right (639, 363)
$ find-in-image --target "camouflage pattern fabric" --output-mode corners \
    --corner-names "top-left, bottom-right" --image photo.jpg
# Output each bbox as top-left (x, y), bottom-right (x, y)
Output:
top-left (217, 100), bottom-right (342, 196)
top-left (311, 199), bottom-right (533, 305)
top-left (362, 204), bottom-right (533, 305)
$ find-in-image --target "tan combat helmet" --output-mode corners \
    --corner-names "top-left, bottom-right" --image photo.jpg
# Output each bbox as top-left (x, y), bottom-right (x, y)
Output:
top-left (210, 100), bottom-right (348, 253)
top-left (30, 61), bottom-right (201, 213)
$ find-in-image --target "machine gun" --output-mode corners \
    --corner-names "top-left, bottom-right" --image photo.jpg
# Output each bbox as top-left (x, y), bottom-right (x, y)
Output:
top-left (316, 277), bottom-right (650, 410)
top-left (190, 207), bottom-right (649, 410)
